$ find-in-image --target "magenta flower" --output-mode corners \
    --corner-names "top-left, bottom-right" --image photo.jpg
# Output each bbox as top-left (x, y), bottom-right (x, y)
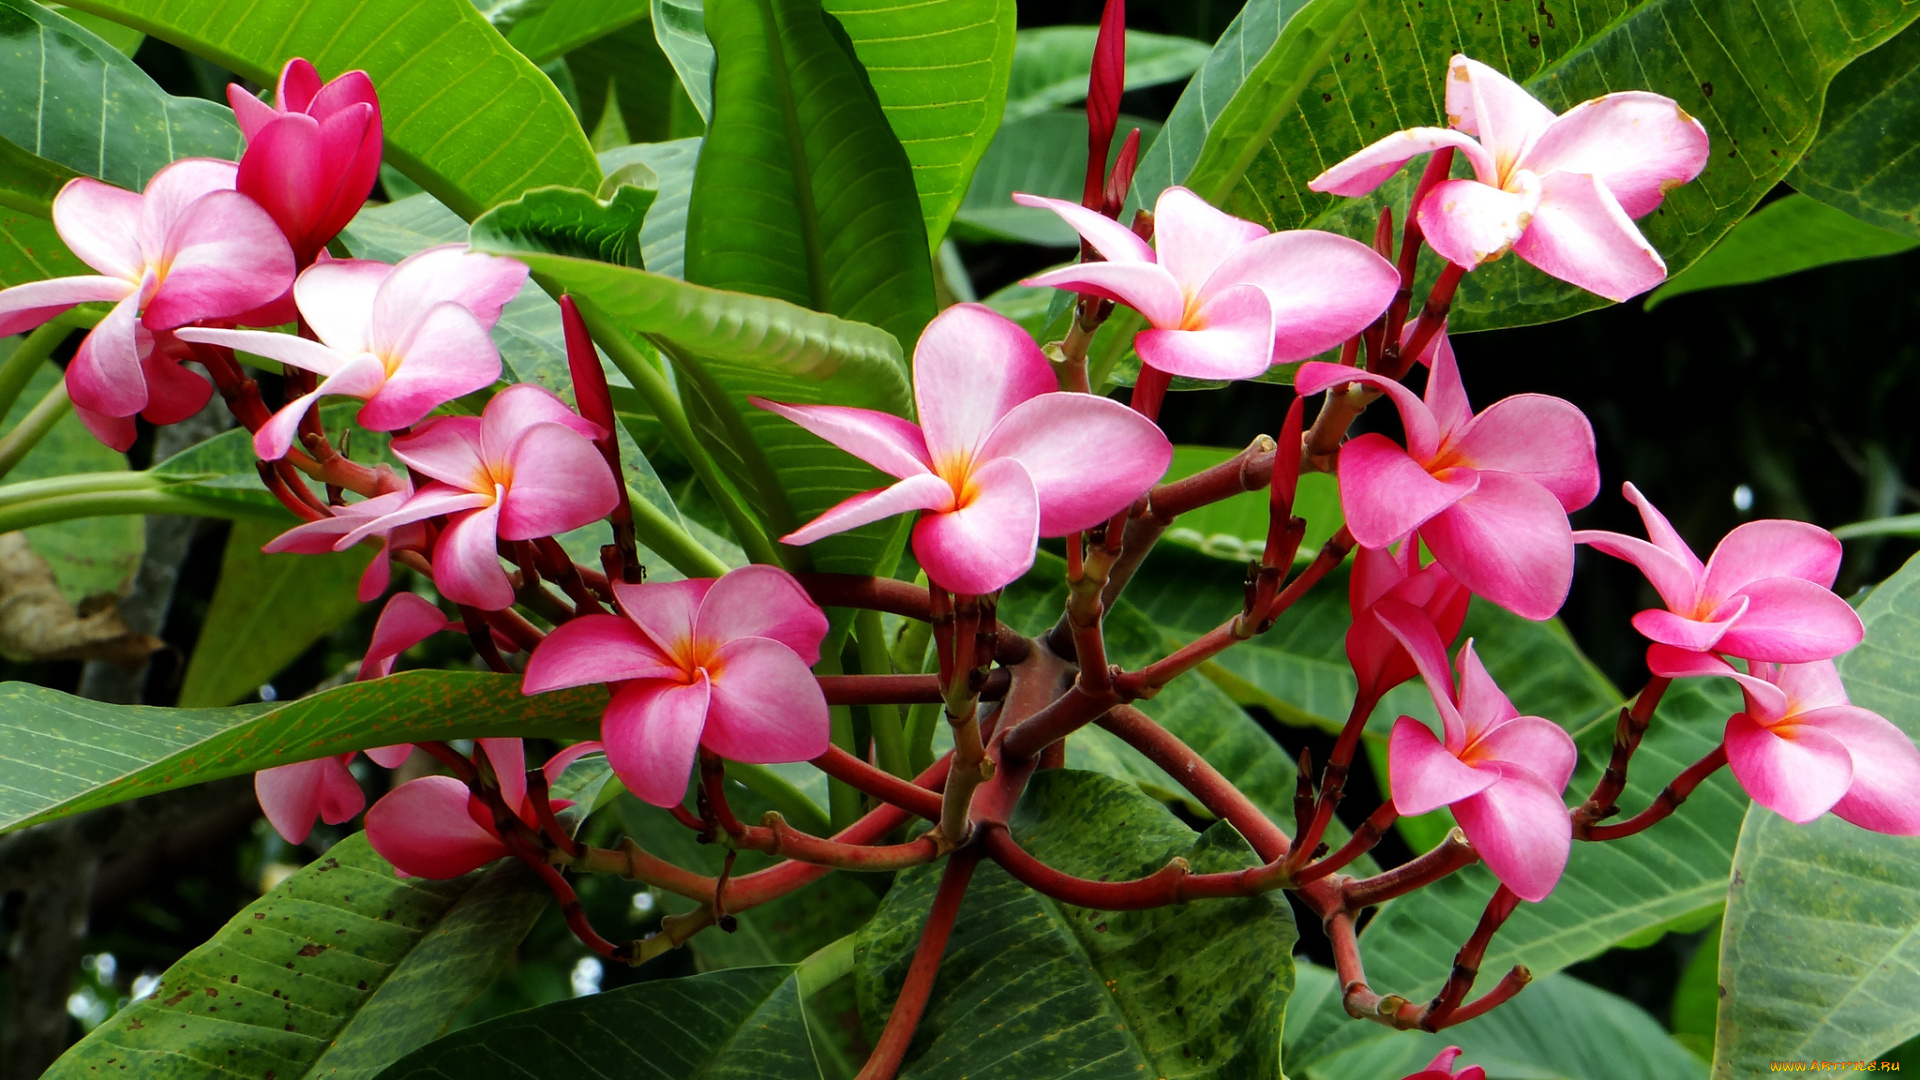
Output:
top-left (1347, 542), bottom-right (1470, 705)
top-left (1575, 483), bottom-right (1861, 663)
top-left (1379, 602), bottom-right (1577, 902)
top-left (337, 384), bottom-right (619, 610)
top-left (176, 244), bottom-right (528, 460)
top-left (522, 565), bottom-right (831, 808)
top-left (1014, 187), bottom-right (1399, 380)
top-left (1310, 54), bottom-right (1709, 302)
top-left (1651, 647), bottom-right (1920, 834)
top-left (366, 741), bottom-right (603, 879)
top-left (754, 303), bottom-right (1171, 595)
top-left (1403, 1047), bottom-right (1487, 1080)
top-left (229, 58), bottom-right (382, 265)
top-left (0, 158), bottom-right (294, 449)
top-left (1295, 331), bottom-right (1598, 619)
top-left (263, 477), bottom-right (420, 602)
top-left (70, 328), bottom-right (215, 452)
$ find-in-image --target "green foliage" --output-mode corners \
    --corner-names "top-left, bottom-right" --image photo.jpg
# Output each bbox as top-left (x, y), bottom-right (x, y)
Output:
top-left (470, 183), bottom-right (658, 270)
top-left (953, 111), bottom-right (1159, 246)
top-left (856, 770), bottom-right (1296, 1078)
top-left (175, 520), bottom-right (374, 708)
top-left (652, 0), bottom-right (716, 123)
top-left (1155, 445), bottom-right (1342, 564)
top-left (499, 0), bottom-right (649, 63)
top-left (2, 361), bottom-right (140, 602)
top-left (0, 672), bottom-right (605, 832)
top-left (0, 139), bottom-right (80, 288)
top-left (376, 965), bottom-right (824, 1079)
top-left (686, 0), bottom-right (936, 353)
top-left (1646, 194), bottom-right (1918, 309)
top-left (60, 0), bottom-right (600, 217)
top-left (1791, 19), bottom-right (1920, 238)
top-left (1005, 27), bottom-right (1210, 120)
top-left (600, 139), bottom-right (701, 277)
top-left (46, 831), bottom-right (555, 1080)
top-left (1714, 552), bottom-right (1920, 1075)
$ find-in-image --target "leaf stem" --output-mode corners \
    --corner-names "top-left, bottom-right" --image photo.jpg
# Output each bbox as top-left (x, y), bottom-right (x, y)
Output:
top-left (0, 320), bottom-right (73, 426)
top-left (0, 380), bottom-right (73, 482)
top-left (627, 483), bottom-right (731, 577)
top-left (855, 609), bottom-right (910, 778)
top-left (855, 849), bottom-right (981, 1080)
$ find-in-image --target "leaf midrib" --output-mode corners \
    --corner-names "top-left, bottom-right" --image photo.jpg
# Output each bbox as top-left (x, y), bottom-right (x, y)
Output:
top-left (751, 0), bottom-right (832, 314)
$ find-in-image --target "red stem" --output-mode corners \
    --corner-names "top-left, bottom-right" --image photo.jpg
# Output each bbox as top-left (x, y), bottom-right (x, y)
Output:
top-left (855, 850), bottom-right (982, 1080)
top-left (1584, 744), bottom-right (1728, 842)
top-left (1292, 801), bottom-right (1398, 885)
top-left (797, 573), bottom-right (933, 621)
top-left (810, 745), bottom-right (947, 821)
top-left (818, 670), bottom-right (1009, 706)
top-left (1096, 704), bottom-right (1290, 861)
top-left (1342, 831), bottom-right (1478, 910)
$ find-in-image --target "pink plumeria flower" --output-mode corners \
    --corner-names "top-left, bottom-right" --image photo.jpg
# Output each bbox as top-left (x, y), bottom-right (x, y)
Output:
top-left (1310, 54), bottom-right (1709, 302)
top-left (754, 303), bottom-right (1171, 595)
top-left (1296, 330), bottom-right (1598, 620)
top-left (71, 328), bottom-right (215, 452)
top-left (366, 741), bottom-right (603, 878)
top-left (1014, 187), bottom-right (1399, 380)
top-left (175, 244), bottom-right (529, 460)
top-left (1403, 1047), bottom-right (1487, 1080)
top-left (1379, 602), bottom-right (1578, 902)
top-left (0, 158), bottom-right (294, 449)
top-left (1651, 647), bottom-right (1920, 834)
top-left (522, 565), bottom-right (831, 808)
top-left (254, 592), bottom-right (449, 843)
top-left (230, 58), bottom-right (382, 265)
top-left (1575, 483), bottom-right (1861, 663)
top-left (337, 384), bottom-right (620, 611)
top-left (263, 475), bottom-right (418, 602)
top-left (1347, 542), bottom-right (1470, 705)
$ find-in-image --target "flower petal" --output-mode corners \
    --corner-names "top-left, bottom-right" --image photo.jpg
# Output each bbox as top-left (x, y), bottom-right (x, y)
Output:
top-left (1009, 192), bottom-right (1156, 263)
top-left (479, 738), bottom-right (527, 821)
top-left (1724, 711), bottom-right (1853, 824)
top-left (1701, 519), bottom-right (1843, 597)
top-left (1452, 762), bottom-right (1572, 902)
top-left (359, 303), bottom-right (502, 430)
top-left (293, 257), bottom-right (391, 354)
top-left (1772, 659), bottom-right (1851, 713)
top-left (1388, 715), bottom-right (1495, 816)
top-left (602, 677), bottom-right (711, 808)
top-left (138, 339), bottom-right (213, 424)
top-left (1453, 641), bottom-right (1522, 743)
top-left (496, 424), bottom-right (618, 541)
top-left (1023, 261), bottom-right (1186, 330)
top-left (1469, 714), bottom-right (1578, 793)
top-left (696, 565), bottom-right (829, 665)
top-left (65, 288), bottom-right (146, 417)
top-left (701, 637), bottom-right (832, 763)
top-left (1573, 530), bottom-right (1702, 614)
top-left (1134, 284), bottom-right (1275, 380)
top-left (253, 354), bottom-right (389, 460)
top-left (1417, 175), bottom-right (1541, 270)
top-left (1151, 186), bottom-right (1269, 290)
top-left (978, 390), bottom-right (1172, 535)
top-left (135, 159), bottom-right (239, 254)
top-left (358, 592), bottom-right (448, 680)
top-left (73, 404), bottom-right (136, 451)
top-left (1294, 362), bottom-right (1441, 461)
top-left (912, 456), bottom-right (1040, 595)
top-left (1715, 576), bottom-right (1864, 664)
top-left (370, 244), bottom-right (529, 344)
top-left (1511, 171), bottom-right (1665, 302)
top-left (783, 473), bottom-right (954, 547)
top-left (365, 775), bottom-right (507, 878)
top-left (52, 178), bottom-right (144, 280)
top-left (1644, 642), bottom-right (1793, 722)
top-left (1451, 393), bottom-right (1599, 511)
top-left (1421, 472), bottom-right (1575, 621)
top-left (523, 612), bottom-right (681, 692)
top-left (256, 755), bottom-right (364, 845)
top-left (1621, 482), bottom-right (1705, 575)
top-left (749, 399), bottom-right (931, 480)
top-left (912, 303), bottom-right (1060, 461)
top-left (1202, 230), bottom-right (1400, 363)
top-left (335, 483), bottom-right (492, 550)
top-left (1800, 706), bottom-right (1920, 835)
top-left (364, 745), bottom-right (414, 769)
top-left (612, 578), bottom-right (713, 654)
top-left (431, 500), bottom-right (514, 610)
top-left (1307, 127), bottom-right (1498, 196)
top-left (1519, 91), bottom-right (1709, 217)
top-left (480, 382), bottom-right (602, 457)
top-left (1445, 55), bottom-right (1558, 177)
top-left (1374, 598), bottom-right (1467, 745)
top-left (1417, 328), bottom-right (1472, 436)
top-left (145, 190), bottom-right (296, 328)
top-left (1631, 601), bottom-right (1746, 655)
top-left (172, 325), bottom-right (351, 378)
top-left (0, 275), bottom-right (134, 338)
top-left (1335, 433), bottom-right (1477, 549)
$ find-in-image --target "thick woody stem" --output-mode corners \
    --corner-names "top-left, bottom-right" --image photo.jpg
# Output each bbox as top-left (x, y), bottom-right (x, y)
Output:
top-left (459, 607), bottom-right (512, 674)
top-left (1292, 802), bottom-right (1399, 886)
top-left (1342, 828), bottom-right (1478, 910)
top-left (1571, 676), bottom-right (1673, 831)
top-left (810, 746), bottom-right (946, 821)
top-left (856, 850), bottom-right (982, 1080)
top-left (817, 670), bottom-right (1010, 707)
top-left (1095, 705), bottom-right (1290, 861)
top-left (526, 767), bottom-right (583, 858)
top-left (1421, 885), bottom-right (1523, 1030)
top-left (797, 573), bottom-right (934, 621)
top-left (983, 826), bottom-right (1301, 908)
top-left (1440, 966), bottom-right (1534, 1027)
top-left (740, 812), bottom-right (943, 871)
top-left (1583, 744), bottom-right (1729, 842)
top-left (1058, 318), bottom-right (1096, 395)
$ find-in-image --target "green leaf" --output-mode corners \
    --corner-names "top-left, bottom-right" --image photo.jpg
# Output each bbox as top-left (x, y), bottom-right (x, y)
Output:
top-left (470, 183), bottom-right (657, 269)
top-left (1790, 19), bottom-right (1920, 238)
top-left (0, 0), bottom-right (242, 189)
top-left (1713, 551), bottom-right (1920, 1075)
top-left (0, 141), bottom-right (81, 289)
top-left (951, 110), bottom-right (1159, 247)
top-left (175, 519), bottom-right (375, 708)
top-left (0, 671), bottom-right (605, 834)
top-left (501, 0), bottom-right (649, 63)
top-left (48, 3), bottom-right (140, 54)
top-left (599, 138), bottom-right (702, 278)
top-left (686, 0), bottom-right (935, 354)
top-left (3, 360), bottom-right (140, 602)
top-left (820, 0), bottom-right (1016, 251)
top-left (1006, 27), bottom-right (1211, 121)
top-left (1671, 918), bottom-right (1721, 1061)
top-left (1645, 194), bottom-right (1918, 309)
top-left (1289, 963), bottom-right (1706, 1080)
top-left (1154, 445), bottom-right (1342, 565)
top-left (567, 20), bottom-right (698, 148)
top-left (374, 965), bottom-right (823, 1079)
top-left (46, 831), bottom-right (559, 1080)
top-left (856, 769), bottom-right (1296, 1078)
top-left (60, 0), bottom-right (600, 218)
top-left (652, 0), bottom-right (715, 123)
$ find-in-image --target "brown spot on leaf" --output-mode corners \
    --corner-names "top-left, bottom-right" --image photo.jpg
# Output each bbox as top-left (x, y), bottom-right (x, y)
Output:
top-left (204, 988), bottom-right (217, 997)
top-left (1702, 82), bottom-right (1713, 98)
top-left (296, 944), bottom-right (328, 958)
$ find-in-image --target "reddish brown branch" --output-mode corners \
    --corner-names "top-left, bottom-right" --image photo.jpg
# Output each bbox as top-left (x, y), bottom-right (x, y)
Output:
top-left (797, 573), bottom-right (934, 621)
top-left (810, 745), bottom-right (946, 821)
top-left (1570, 676), bottom-right (1673, 832)
top-left (1583, 744), bottom-right (1728, 842)
top-left (1342, 829), bottom-right (1478, 910)
top-left (1096, 704), bottom-right (1290, 861)
top-left (818, 669), bottom-right (1010, 706)
top-left (856, 850), bottom-right (981, 1080)
top-left (1293, 802), bottom-right (1399, 886)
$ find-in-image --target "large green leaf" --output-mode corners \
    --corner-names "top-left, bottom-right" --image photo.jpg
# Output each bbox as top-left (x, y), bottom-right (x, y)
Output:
top-left (1713, 552), bottom-right (1920, 1075)
top-left (0, 0), bottom-right (241, 189)
top-left (685, 0), bottom-right (935, 354)
top-left (501, 0), bottom-right (650, 63)
top-left (60, 0), bottom-right (600, 218)
top-left (600, 138), bottom-right (701, 277)
top-left (1645, 193), bottom-right (1918, 309)
top-left (653, 0), bottom-right (715, 123)
top-left (470, 183), bottom-right (657, 269)
top-left (951, 110), bottom-right (1159, 247)
top-left (855, 769), bottom-right (1296, 1078)
top-left (1005, 27), bottom-right (1211, 121)
top-left (1136, 0), bottom-right (1920, 336)
top-left (0, 671), bottom-right (605, 833)
top-left (0, 140), bottom-right (80, 289)
top-left (1790, 19), bottom-right (1920, 238)
top-left (567, 20), bottom-right (695, 148)
top-left (469, 248), bottom-right (910, 575)
top-left (45, 830), bottom-right (556, 1080)
top-left (4, 360), bottom-right (141, 602)
top-left (376, 965), bottom-right (823, 1079)
top-left (820, 0), bottom-right (1016, 251)
top-left (175, 519), bottom-right (374, 708)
